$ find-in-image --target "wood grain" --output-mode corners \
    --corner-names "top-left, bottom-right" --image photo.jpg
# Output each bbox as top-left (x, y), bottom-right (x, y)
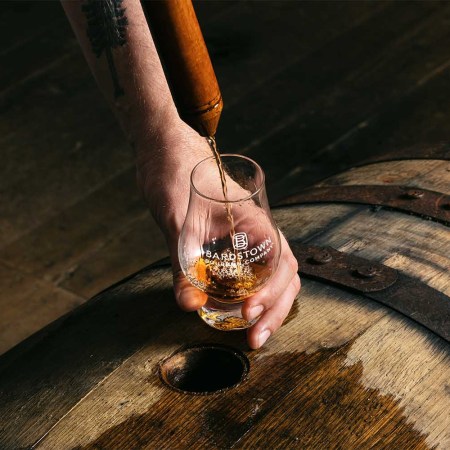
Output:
top-left (343, 314), bottom-right (450, 449)
top-left (0, 52), bottom-right (132, 248)
top-left (1, 159), bottom-right (449, 448)
top-left (0, 168), bottom-right (141, 278)
top-left (243, 3), bottom-right (450, 200)
top-left (59, 212), bottom-right (167, 299)
top-left (220, 1), bottom-right (445, 154)
top-left (28, 277), bottom-right (389, 450)
top-left (317, 160), bottom-right (450, 192)
top-left (209, 0), bottom-right (386, 108)
top-left (0, 262), bottom-right (84, 355)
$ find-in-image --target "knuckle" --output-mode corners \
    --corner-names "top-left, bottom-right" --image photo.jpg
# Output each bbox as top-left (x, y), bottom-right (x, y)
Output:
top-left (293, 274), bottom-right (301, 292)
top-left (288, 255), bottom-right (299, 273)
top-left (266, 284), bottom-right (280, 304)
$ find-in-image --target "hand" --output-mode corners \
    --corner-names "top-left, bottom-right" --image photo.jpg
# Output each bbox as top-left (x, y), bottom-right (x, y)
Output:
top-left (242, 231), bottom-right (300, 348)
top-left (136, 118), bottom-right (300, 349)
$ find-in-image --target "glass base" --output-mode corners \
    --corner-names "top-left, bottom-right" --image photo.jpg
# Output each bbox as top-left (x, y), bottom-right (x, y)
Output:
top-left (198, 297), bottom-right (259, 331)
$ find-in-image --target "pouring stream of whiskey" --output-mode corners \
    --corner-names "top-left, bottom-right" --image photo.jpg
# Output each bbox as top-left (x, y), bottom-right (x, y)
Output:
top-left (207, 136), bottom-right (236, 237)
top-left (207, 136), bottom-right (243, 279)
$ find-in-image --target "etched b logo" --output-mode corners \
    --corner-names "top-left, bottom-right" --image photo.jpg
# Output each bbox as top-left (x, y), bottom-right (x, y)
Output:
top-left (233, 232), bottom-right (248, 250)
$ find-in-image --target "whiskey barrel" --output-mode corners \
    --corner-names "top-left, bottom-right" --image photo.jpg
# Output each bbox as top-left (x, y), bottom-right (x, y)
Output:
top-left (0, 158), bottom-right (449, 449)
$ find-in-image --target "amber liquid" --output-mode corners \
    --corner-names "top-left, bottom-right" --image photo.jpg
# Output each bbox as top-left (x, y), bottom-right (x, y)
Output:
top-left (187, 255), bottom-right (272, 303)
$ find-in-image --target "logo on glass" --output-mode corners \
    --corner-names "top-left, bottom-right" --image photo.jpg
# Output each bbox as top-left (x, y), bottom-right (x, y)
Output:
top-left (233, 232), bottom-right (248, 250)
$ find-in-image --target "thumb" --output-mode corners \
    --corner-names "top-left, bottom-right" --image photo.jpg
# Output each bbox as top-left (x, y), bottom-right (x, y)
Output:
top-left (170, 243), bottom-right (207, 312)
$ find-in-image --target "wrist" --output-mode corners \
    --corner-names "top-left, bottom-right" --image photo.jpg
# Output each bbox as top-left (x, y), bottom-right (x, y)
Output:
top-left (135, 117), bottom-right (212, 239)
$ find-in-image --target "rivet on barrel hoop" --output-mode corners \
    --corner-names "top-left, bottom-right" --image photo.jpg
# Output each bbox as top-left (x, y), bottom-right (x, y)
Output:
top-left (404, 189), bottom-right (424, 199)
top-left (355, 265), bottom-right (380, 279)
top-left (310, 249), bottom-right (333, 265)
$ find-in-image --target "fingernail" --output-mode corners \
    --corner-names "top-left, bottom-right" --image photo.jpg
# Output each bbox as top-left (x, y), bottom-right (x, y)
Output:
top-left (258, 329), bottom-right (271, 347)
top-left (248, 305), bottom-right (264, 321)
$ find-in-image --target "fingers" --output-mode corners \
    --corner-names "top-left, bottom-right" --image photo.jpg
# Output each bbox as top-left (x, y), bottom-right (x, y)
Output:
top-left (173, 269), bottom-right (208, 311)
top-left (247, 273), bottom-right (300, 349)
top-left (243, 232), bottom-right (301, 349)
top-left (242, 255), bottom-right (298, 317)
top-left (171, 243), bottom-right (207, 312)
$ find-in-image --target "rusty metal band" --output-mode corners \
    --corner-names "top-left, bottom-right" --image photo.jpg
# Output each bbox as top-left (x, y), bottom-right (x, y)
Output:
top-left (291, 242), bottom-right (450, 343)
top-left (280, 185), bottom-right (450, 225)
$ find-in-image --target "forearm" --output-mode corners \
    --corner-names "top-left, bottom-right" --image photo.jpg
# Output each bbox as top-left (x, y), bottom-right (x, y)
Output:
top-left (61, 0), bottom-right (210, 225)
top-left (62, 0), bottom-right (176, 146)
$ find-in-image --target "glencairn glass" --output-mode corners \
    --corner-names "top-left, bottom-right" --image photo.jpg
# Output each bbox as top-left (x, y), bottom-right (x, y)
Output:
top-left (178, 154), bottom-right (281, 330)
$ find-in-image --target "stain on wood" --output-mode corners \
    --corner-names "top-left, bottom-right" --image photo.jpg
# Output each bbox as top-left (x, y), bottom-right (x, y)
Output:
top-left (78, 342), bottom-right (430, 450)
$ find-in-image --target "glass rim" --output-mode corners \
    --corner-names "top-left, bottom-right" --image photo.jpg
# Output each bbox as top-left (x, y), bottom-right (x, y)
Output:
top-left (190, 153), bottom-right (265, 203)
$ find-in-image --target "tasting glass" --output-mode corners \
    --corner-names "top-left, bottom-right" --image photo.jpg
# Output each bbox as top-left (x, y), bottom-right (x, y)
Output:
top-left (178, 154), bottom-right (281, 330)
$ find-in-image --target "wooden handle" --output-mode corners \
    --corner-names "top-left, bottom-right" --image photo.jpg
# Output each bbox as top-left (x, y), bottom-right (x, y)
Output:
top-left (141, 0), bottom-right (223, 137)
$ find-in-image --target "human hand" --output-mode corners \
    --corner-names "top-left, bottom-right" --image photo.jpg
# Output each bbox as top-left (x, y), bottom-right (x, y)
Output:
top-left (241, 231), bottom-right (300, 348)
top-left (136, 118), bottom-right (300, 349)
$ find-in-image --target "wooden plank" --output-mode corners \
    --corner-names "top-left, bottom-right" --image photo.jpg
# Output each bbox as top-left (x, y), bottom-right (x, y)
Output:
top-left (271, 67), bottom-right (450, 201)
top-left (314, 208), bottom-right (450, 296)
top-left (0, 169), bottom-right (146, 283)
top-left (67, 321), bottom-right (448, 449)
top-left (205, 0), bottom-right (387, 106)
top-left (0, 52), bottom-right (133, 248)
top-left (316, 160), bottom-right (450, 194)
top-left (222, 3), bottom-right (450, 200)
top-left (301, 162), bottom-right (450, 291)
top-left (0, 266), bottom-right (176, 448)
top-left (58, 212), bottom-right (167, 299)
top-left (321, 62), bottom-right (450, 166)
top-left (33, 216), bottom-right (450, 449)
top-left (343, 315), bottom-right (450, 449)
top-left (0, 262), bottom-right (84, 355)
top-left (304, 161), bottom-right (450, 296)
top-left (217, 1), bottom-right (444, 154)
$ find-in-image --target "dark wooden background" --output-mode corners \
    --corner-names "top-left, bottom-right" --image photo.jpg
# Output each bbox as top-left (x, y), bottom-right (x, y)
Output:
top-left (1, 0), bottom-right (450, 354)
